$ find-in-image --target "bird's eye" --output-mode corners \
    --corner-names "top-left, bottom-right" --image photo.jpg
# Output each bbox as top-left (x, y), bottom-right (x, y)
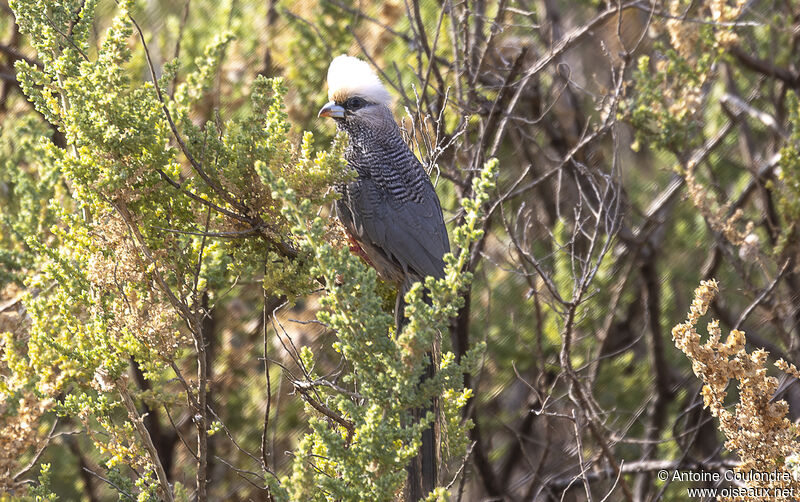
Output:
top-left (347, 97), bottom-right (366, 110)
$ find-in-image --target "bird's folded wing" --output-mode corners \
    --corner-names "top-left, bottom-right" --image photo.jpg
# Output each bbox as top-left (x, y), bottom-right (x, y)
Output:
top-left (346, 178), bottom-right (449, 280)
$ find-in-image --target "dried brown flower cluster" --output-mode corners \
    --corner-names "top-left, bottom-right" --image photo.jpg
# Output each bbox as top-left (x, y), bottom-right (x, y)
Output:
top-left (685, 168), bottom-right (755, 248)
top-left (0, 393), bottom-right (51, 494)
top-left (659, 1), bottom-right (705, 121)
top-left (665, 1), bottom-right (700, 59)
top-left (657, 0), bottom-right (746, 122)
top-left (708, 0), bottom-right (745, 48)
top-left (0, 285), bottom-right (49, 494)
top-left (87, 212), bottom-right (188, 358)
top-left (666, 0), bottom-right (744, 56)
top-left (672, 280), bottom-right (800, 501)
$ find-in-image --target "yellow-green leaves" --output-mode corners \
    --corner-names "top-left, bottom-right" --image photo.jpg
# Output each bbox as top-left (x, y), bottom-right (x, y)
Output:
top-left (268, 158), bottom-right (496, 501)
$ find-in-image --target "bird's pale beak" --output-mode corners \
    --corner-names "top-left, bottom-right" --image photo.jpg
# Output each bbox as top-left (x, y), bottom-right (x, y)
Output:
top-left (318, 101), bottom-right (345, 119)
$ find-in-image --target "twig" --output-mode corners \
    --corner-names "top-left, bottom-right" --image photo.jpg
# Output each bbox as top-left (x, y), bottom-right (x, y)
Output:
top-left (729, 45), bottom-right (800, 89)
top-left (571, 410), bottom-right (595, 502)
top-left (117, 377), bottom-right (174, 502)
top-left (293, 384), bottom-right (355, 442)
top-left (12, 418), bottom-right (59, 481)
top-left (81, 467), bottom-right (136, 501)
top-left (720, 92), bottom-right (788, 138)
top-left (150, 224), bottom-right (264, 239)
top-left (291, 378), bottom-right (362, 400)
top-left (445, 441), bottom-right (476, 490)
top-left (734, 259), bottom-right (791, 331)
top-left (169, 0), bottom-right (191, 97)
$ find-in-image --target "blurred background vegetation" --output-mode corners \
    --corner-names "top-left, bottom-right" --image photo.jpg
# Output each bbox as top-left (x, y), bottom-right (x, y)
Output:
top-left (1, 0), bottom-right (800, 500)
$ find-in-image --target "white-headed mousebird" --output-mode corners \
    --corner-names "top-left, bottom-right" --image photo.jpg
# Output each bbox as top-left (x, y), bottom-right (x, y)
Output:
top-left (319, 55), bottom-right (449, 500)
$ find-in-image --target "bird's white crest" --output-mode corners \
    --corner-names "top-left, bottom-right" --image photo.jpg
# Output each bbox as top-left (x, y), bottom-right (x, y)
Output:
top-left (327, 55), bottom-right (392, 106)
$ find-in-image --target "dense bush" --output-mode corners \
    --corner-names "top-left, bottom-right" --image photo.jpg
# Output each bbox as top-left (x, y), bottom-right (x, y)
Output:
top-left (2, 0), bottom-right (800, 501)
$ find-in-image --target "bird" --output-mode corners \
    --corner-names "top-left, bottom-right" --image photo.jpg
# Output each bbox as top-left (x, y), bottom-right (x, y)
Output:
top-left (318, 54), bottom-right (450, 500)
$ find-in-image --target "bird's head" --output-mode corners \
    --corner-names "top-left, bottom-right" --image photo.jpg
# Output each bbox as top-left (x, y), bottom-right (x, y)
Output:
top-left (318, 55), bottom-right (393, 129)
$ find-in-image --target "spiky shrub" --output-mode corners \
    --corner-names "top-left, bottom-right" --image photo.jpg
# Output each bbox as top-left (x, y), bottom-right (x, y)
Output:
top-left (271, 160), bottom-right (496, 501)
top-left (0, 1), bottom-right (484, 500)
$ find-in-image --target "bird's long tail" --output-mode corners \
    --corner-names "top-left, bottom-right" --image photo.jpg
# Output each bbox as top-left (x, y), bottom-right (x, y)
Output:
top-left (396, 282), bottom-right (438, 501)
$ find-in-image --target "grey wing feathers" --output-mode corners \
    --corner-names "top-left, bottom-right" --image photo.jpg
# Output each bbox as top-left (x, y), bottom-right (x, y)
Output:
top-left (342, 177), bottom-right (449, 281)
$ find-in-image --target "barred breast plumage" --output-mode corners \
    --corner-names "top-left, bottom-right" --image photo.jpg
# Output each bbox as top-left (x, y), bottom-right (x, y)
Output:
top-left (334, 116), bottom-right (449, 287)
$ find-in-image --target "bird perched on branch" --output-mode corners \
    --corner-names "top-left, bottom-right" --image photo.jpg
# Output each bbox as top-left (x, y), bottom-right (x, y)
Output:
top-left (319, 54), bottom-right (449, 500)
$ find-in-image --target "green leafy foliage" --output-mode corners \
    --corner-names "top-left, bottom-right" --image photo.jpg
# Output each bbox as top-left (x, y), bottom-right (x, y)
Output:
top-left (3, 0), bottom-right (800, 500)
top-left (267, 159), bottom-right (496, 501)
top-left (776, 91), bottom-right (800, 254)
top-left (0, 1), bottom-right (482, 499)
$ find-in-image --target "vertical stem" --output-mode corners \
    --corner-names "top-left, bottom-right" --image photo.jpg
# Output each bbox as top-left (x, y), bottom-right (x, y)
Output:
top-left (194, 309), bottom-right (208, 502)
top-left (117, 378), bottom-right (174, 502)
